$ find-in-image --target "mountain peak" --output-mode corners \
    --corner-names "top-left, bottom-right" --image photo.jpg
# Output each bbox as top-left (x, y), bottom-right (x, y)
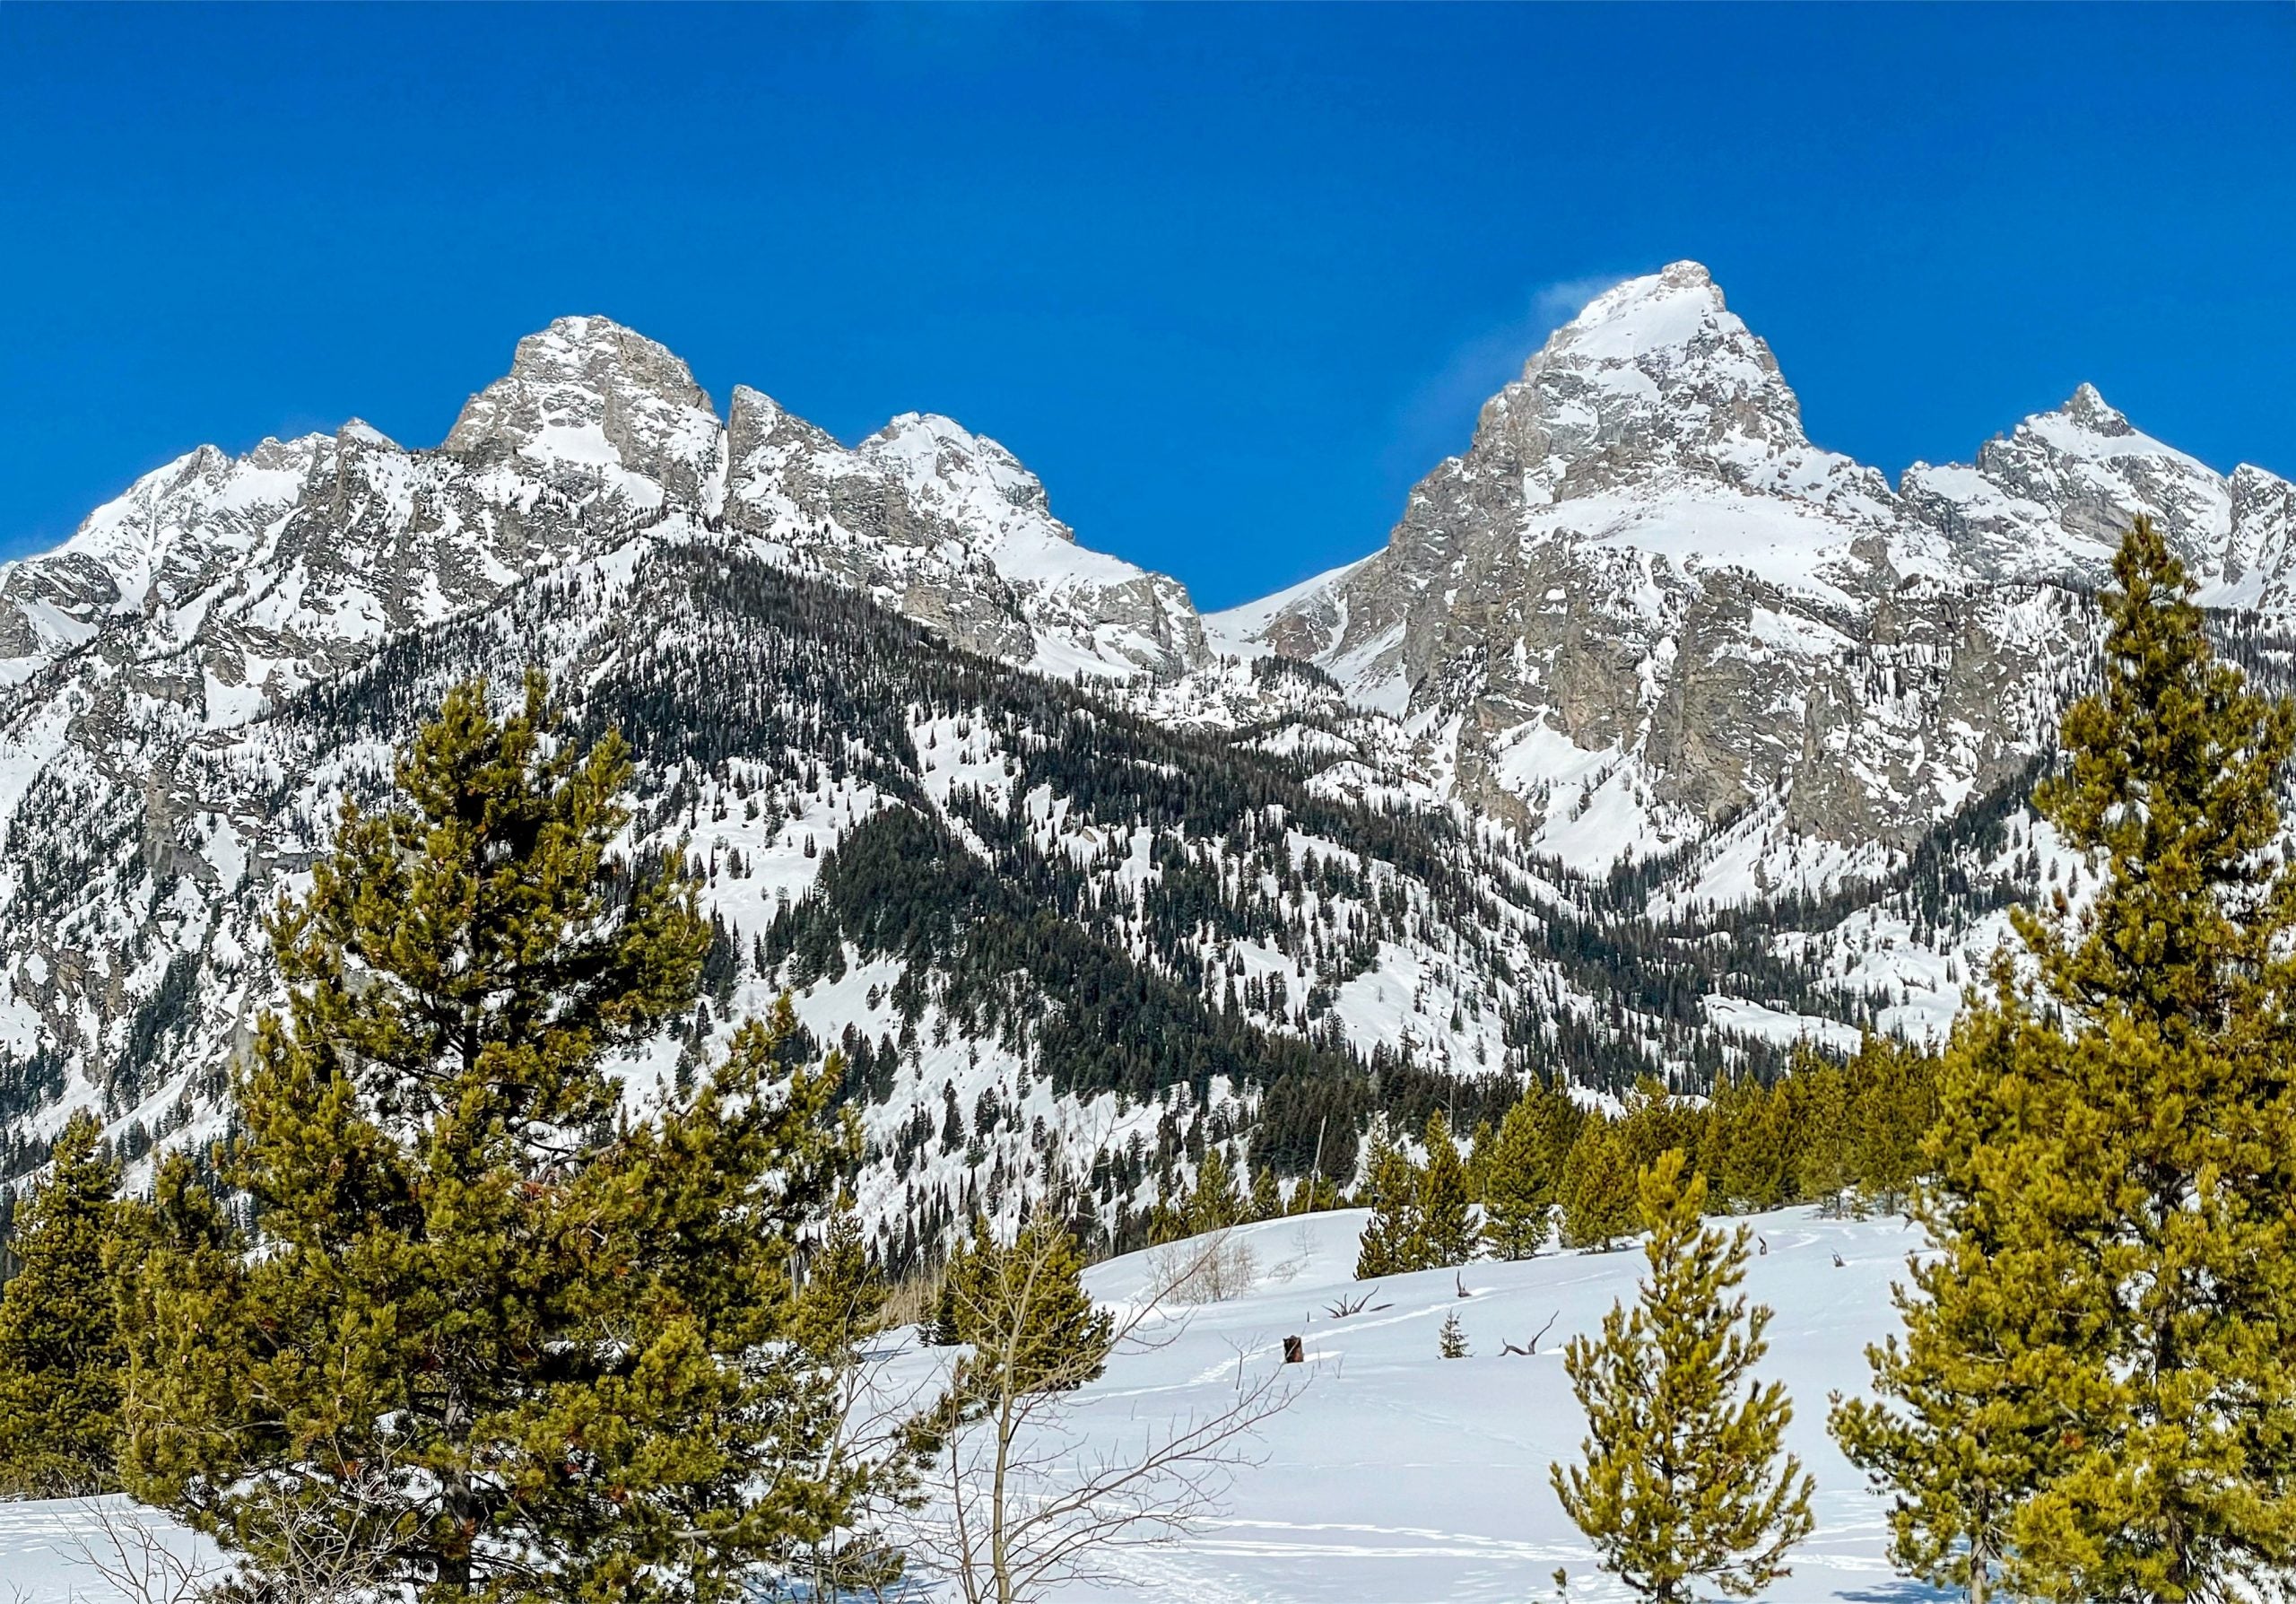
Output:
top-left (859, 412), bottom-right (1061, 531)
top-left (1547, 260), bottom-right (1738, 363)
top-left (1465, 257), bottom-right (1814, 493)
top-left (337, 418), bottom-right (399, 451)
top-left (2056, 381), bottom-right (2133, 438)
top-left (442, 316), bottom-right (720, 501)
top-left (447, 317), bottom-right (713, 446)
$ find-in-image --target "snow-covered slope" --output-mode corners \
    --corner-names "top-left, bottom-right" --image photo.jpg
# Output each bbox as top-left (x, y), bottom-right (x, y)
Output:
top-left (4, 274), bottom-right (2294, 1268)
top-left (1222, 264), bottom-right (2292, 892)
top-left (0, 317), bottom-right (1206, 708)
top-left (725, 390), bottom-right (1206, 678)
top-left (2, 1207), bottom-right (1936, 1604)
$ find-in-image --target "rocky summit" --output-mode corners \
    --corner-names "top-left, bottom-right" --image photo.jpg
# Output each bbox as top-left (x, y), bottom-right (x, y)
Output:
top-left (1213, 263), bottom-right (2292, 869)
top-left (1, 266), bottom-right (2291, 1263)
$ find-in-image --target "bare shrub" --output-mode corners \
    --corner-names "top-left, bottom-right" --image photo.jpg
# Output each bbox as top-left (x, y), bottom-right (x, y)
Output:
top-left (64, 1499), bottom-right (226, 1604)
top-left (912, 1210), bottom-right (1300, 1604)
top-left (1150, 1228), bottom-right (1258, 1304)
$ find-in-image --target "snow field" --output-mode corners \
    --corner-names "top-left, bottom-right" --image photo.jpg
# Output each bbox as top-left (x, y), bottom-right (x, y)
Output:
top-left (2, 1205), bottom-right (1930, 1604)
top-left (884, 1206), bottom-right (1926, 1603)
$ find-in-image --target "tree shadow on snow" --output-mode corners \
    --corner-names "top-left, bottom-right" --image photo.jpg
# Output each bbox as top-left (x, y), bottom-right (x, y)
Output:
top-left (1842, 1582), bottom-right (1958, 1604)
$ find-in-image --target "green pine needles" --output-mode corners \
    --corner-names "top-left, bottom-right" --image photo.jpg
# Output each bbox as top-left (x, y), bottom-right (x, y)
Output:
top-left (936, 1210), bottom-right (1114, 1395)
top-left (118, 672), bottom-right (878, 1603)
top-left (1837, 516), bottom-right (2296, 1604)
top-left (1552, 1149), bottom-right (1814, 1604)
top-left (0, 1112), bottom-right (125, 1497)
top-left (1354, 1111), bottom-right (1477, 1277)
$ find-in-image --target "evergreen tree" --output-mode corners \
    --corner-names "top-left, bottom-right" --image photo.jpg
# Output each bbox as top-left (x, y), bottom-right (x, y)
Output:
top-left (790, 1203), bottom-right (886, 1364)
top-left (1290, 1173), bottom-right (1343, 1216)
top-left (1416, 1110), bottom-right (1477, 1268)
top-left (1559, 1120), bottom-right (1638, 1252)
top-left (928, 1220), bottom-right (992, 1348)
top-left (0, 1112), bottom-right (123, 1496)
top-left (1831, 967), bottom-right (2079, 1604)
top-left (1711, 1077), bottom-right (1792, 1215)
top-left (1846, 1035), bottom-right (1935, 1214)
top-left (1482, 1084), bottom-right (1564, 1260)
top-left (1848, 518), bottom-right (2296, 1603)
top-left (927, 1274), bottom-right (964, 1347)
top-left (1613, 1079), bottom-right (1703, 1183)
top-left (1187, 1146), bottom-right (1246, 1235)
top-left (1785, 1059), bottom-right (1853, 1216)
top-left (1145, 1171), bottom-right (1187, 1246)
top-left (1464, 1115), bottom-right (1498, 1206)
top-left (1353, 1128), bottom-right (1423, 1279)
top-left (941, 1209), bottom-right (1113, 1394)
top-left (123, 675), bottom-right (868, 1603)
top-left (1247, 1163), bottom-right (1282, 1223)
top-left (1552, 1151), bottom-right (1814, 1604)
top-left (1438, 1308), bottom-right (1469, 1360)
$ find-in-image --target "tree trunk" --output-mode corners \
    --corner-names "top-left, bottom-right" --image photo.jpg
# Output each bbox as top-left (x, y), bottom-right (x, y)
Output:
top-left (438, 1383), bottom-right (476, 1595)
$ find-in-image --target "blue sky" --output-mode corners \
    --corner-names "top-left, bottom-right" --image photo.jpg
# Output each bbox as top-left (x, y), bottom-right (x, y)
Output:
top-left (4, 4), bottom-right (2292, 609)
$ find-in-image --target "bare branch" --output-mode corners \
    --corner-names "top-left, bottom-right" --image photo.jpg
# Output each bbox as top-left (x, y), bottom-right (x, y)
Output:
top-left (912, 1212), bottom-right (1303, 1604)
top-left (65, 1500), bottom-right (229, 1604)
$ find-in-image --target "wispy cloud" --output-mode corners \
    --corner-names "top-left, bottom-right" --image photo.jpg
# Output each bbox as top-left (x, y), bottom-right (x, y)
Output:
top-left (1383, 272), bottom-right (1633, 479)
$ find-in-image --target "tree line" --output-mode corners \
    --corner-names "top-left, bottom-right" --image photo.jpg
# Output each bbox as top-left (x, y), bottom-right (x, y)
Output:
top-left (0, 671), bottom-right (1147, 1601)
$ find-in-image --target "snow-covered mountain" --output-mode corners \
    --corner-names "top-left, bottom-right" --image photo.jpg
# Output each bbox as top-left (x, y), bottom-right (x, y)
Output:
top-left (1214, 262), bottom-right (2292, 880)
top-left (0, 317), bottom-right (1204, 710)
top-left (2, 272), bottom-right (2291, 1263)
top-left (722, 388), bottom-right (1205, 679)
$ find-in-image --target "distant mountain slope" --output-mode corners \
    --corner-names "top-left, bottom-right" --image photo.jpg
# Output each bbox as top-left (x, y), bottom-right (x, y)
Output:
top-left (1217, 263), bottom-right (2294, 876)
top-left (3, 271), bottom-right (2292, 1259)
top-left (0, 316), bottom-right (1205, 708)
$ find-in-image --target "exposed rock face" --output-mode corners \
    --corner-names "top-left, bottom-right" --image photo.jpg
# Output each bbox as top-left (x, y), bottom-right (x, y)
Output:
top-left (0, 318), bottom-right (1229, 1158)
top-left (443, 316), bottom-right (727, 514)
top-left (1215, 263), bottom-right (2278, 863)
top-left (724, 393), bottom-right (1206, 677)
top-left (0, 317), bottom-right (1209, 713)
top-left (1900, 382), bottom-right (2235, 586)
top-left (2, 277), bottom-right (2293, 1241)
top-left (2225, 465), bottom-right (2296, 609)
top-left (0, 439), bottom-right (317, 669)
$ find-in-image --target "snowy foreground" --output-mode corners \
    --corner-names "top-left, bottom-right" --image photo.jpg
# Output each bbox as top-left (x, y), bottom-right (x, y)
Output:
top-left (1, 1207), bottom-right (1931, 1604)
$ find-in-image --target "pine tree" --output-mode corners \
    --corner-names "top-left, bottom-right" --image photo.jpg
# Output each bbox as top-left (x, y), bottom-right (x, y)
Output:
top-left (942, 1209), bottom-right (1113, 1394)
top-left (0, 1112), bottom-right (124, 1496)
top-left (1465, 1115), bottom-right (1498, 1204)
top-left (122, 675), bottom-right (870, 1601)
top-left (1613, 1078), bottom-right (1703, 1182)
top-left (1482, 1084), bottom-right (1564, 1260)
top-left (1416, 1110), bottom-right (1477, 1268)
top-left (1845, 518), bottom-right (2296, 1603)
top-left (1187, 1146), bottom-right (1246, 1235)
top-left (929, 1220), bottom-right (993, 1347)
top-left (1785, 1058), bottom-right (1852, 1215)
top-left (1247, 1163), bottom-right (1282, 1223)
top-left (790, 1202), bottom-right (887, 1364)
top-left (1290, 1173), bottom-right (1343, 1216)
top-left (1438, 1308), bottom-right (1469, 1360)
top-left (780, 1198), bottom-right (915, 1604)
top-left (927, 1273), bottom-right (964, 1347)
top-left (1846, 1035), bottom-right (1935, 1214)
top-left (1831, 966), bottom-right (2080, 1604)
top-left (1353, 1128), bottom-right (1423, 1279)
top-left (1559, 1120), bottom-right (1638, 1252)
top-left (1711, 1076), bottom-right (1792, 1214)
top-left (1552, 1151), bottom-right (1814, 1603)
top-left (1145, 1170), bottom-right (1187, 1246)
